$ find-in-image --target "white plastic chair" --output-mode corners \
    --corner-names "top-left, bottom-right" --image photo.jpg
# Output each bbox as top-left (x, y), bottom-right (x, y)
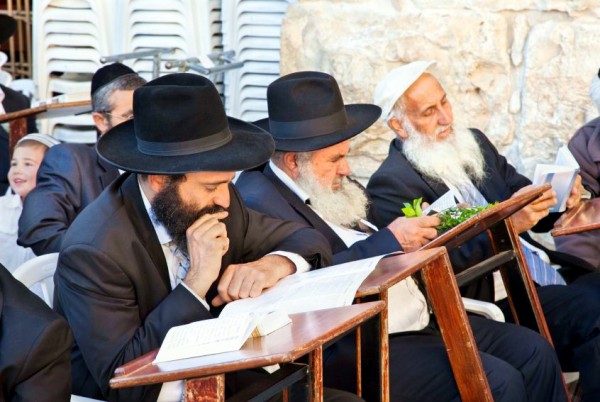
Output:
top-left (462, 297), bottom-right (505, 322)
top-left (11, 253), bottom-right (59, 308)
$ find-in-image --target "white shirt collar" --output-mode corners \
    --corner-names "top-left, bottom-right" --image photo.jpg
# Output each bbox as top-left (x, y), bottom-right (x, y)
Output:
top-left (138, 177), bottom-right (171, 245)
top-left (269, 160), bottom-right (310, 203)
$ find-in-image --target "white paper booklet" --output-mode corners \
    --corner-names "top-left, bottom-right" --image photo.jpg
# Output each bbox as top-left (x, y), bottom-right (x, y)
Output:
top-left (219, 254), bottom-right (383, 318)
top-left (422, 190), bottom-right (458, 215)
top-left (532, 145), bottom-right (580, 213)
top-left (154, 314), bottom-right (258, 364)
top-left (153, 255), bottom-right (383, 365)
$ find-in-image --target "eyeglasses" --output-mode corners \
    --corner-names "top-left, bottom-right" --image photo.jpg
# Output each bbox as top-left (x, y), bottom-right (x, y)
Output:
top-left (102, 111), bottom-right (134, 122)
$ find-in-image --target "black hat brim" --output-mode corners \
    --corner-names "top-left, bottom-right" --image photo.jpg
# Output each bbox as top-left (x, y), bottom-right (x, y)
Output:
top-left (254, 104), bottom-right (381, 152)
top-left (97, 117), bottom-right (274, 174)
top-left (0, 15), bottom-right (16, 44)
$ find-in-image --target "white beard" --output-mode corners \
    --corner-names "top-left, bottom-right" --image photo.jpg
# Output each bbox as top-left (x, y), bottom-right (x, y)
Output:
top-left (401, 119), bottom-right (486, 191)
top-left (295, 161), bottom-right (368, 227)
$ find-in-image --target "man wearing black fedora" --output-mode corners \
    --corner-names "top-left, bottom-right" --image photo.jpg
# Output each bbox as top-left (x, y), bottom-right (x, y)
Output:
top-left (53, 73), bottom-right (336, 402)
top-left (236, 71), bottom-right (567, 401)
top-left (18, 62), bottom-right (146, 255)
top-left (0, 14), bottom-right (37, 194)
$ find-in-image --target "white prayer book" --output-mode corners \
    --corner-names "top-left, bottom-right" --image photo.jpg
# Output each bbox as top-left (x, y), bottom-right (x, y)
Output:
top-left (422, 190), bottom-right (458, 215)
top-left (153, 255), bottom-right (384, 365)
top-left (532, 145), bottom-right (580, 213)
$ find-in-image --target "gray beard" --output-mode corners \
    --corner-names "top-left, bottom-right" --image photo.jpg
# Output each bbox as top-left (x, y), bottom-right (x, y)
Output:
top-left (401, 120), bottom-right (487, 191)
top-left (295, 162), bottom-right (368, 227)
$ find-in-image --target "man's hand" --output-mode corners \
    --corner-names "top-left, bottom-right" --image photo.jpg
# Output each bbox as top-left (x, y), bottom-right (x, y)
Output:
top-left (387, 215), bottom-right (440, 252)
top-left (211, 254), bottom-right (295, 307)
top-left (509, 185), bottom-right (557, 233)
top-left (566, 174), bottom-right (583, 209)
top-left (183, 211), bottom-right (229, 299)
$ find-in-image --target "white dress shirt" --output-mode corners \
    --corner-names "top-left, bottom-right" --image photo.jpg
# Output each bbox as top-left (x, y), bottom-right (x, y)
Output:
top-left (269, 161), bottom-right (430, 333)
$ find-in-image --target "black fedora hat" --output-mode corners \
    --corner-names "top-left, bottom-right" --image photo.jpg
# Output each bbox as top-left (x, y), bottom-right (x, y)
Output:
top-left (97, 73), bottom-right (274, 174)
top-left (0, 15), bottom-right (16, 45)
top-left (254, 71), bottom-right (381, 152)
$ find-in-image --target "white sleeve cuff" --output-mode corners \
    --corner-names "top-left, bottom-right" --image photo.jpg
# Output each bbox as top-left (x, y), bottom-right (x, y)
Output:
top-left (180, 282), bottom-right (211, 310)
top-left (268, 251), bottom-right (311, 274)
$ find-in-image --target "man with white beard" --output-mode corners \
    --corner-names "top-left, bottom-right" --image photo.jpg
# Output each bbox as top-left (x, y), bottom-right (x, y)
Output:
top-left (368, 61), bottom-right (600, 402)
top-left (237, 71), bottom-right (567, 402)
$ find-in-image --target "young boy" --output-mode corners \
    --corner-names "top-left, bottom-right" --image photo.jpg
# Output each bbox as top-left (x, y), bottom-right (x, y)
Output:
top-left (0, 134), bottom-right (59, 270)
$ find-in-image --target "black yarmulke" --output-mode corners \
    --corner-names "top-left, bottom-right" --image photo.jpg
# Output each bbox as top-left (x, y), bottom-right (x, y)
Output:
top-left (91, 63), bottom-right (136, 96)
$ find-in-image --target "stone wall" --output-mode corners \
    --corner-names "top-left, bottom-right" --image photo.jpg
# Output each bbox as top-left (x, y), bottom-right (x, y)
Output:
top-left (280, 0), bottom-right (600, 183)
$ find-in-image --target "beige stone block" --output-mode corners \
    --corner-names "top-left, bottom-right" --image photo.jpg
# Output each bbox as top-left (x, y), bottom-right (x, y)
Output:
top-left (519, 20), bottom-right (600, 175)
top-left (282, 4), bottom-right (513, 177)
top-left (408, 0), bottom-right (594, 13)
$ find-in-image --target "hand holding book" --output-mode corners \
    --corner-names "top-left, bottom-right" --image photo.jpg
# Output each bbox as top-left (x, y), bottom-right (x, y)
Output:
top-left (532, 145), bottom-right (580, 213)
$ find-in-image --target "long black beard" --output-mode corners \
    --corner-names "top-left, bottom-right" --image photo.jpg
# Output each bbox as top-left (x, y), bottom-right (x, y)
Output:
top-left (151, 180), bottom-right (227, 253)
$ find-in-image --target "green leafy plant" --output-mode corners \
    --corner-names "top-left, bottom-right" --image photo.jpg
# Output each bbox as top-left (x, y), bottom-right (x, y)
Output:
top-left (435, 202), bottom-right (498, 232)
top-left (401, 197), bottom-right (423, 217)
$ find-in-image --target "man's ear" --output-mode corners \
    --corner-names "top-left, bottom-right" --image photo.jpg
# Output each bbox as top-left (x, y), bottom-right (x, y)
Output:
top-left (282, 152), bottom-right (301, 179)
top-left (147, 174), bottom-right (167, 193)
top-left (387, 116), bottom-right (408, 140)
top-left (92, 112), bottom-right (109, 134)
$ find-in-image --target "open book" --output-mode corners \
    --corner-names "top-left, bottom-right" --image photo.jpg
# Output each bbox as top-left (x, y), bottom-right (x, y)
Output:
top-left (153, 255), bottom-right (384, 365)
top-left (154, 310), bottom-right (291, 364)
top-left (532, 145), bottom-right (580, 213)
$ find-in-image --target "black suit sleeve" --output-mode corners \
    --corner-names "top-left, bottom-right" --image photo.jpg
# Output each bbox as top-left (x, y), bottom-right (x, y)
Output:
top-left (19, 145), bottom-right (85, 254)
top-left (11, 317), bottom-right (73, 402)
top-left (55, 244), bottom-right (213, 401)
top-left (238, 195), bottom-right (332, 268)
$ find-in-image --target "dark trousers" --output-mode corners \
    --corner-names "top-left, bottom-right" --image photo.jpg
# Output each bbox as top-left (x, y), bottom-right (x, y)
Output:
top-left (325, 316), bottom-right (566, 402)
top-left (501, 272), bottom-right (600, 402)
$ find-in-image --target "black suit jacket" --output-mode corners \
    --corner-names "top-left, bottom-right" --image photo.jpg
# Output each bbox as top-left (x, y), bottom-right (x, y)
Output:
top-left (0, 84), bottom-right (36, 193)
top-left (236, 164), bottom-right (401, 264)
top-left (18, 143), bottom-right (119, 255)
top-left (54, 173), bottom-right (332, 402)
top-left (367, 129), bottom-right (588, 300)
top-left (0, 264), bottom-right (72, 402)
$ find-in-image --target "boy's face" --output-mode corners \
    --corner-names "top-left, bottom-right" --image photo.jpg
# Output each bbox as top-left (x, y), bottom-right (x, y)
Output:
top-left (8, 144), bottom-right (46, 199)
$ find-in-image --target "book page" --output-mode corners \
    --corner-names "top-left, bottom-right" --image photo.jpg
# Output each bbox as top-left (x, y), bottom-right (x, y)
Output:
top-left (423, 190), bottom-right (458, 215)
top-left (533, 164), bottom-right (578, 213)
top-left (220, 255), bottom-right (384, 318)
top-left (153, 315), bottom-right (256, 364)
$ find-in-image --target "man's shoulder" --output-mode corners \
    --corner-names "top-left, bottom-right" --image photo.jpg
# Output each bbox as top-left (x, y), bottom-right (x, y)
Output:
top-left (0, 265), bottom-right (67, 331)
top-left (61, 175), bottom-right (132, 249)
top-left (236, 169), bottom-right (284, 204)
top-left (236, 169), bottom-right (271, 190)
top-left (369, 139), bottom-right (411, 183)
top-left (45, 142), bottom-right (96, 161)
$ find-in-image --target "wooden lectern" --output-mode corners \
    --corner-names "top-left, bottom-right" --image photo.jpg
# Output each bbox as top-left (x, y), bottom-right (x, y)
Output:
top-left (110, 302), bottom-right (385, 402)
top-left (356, 248), bottom-right (493, 402)
top-left (551, 197), bottom-right (600, 237)
top-left (419, 184), bottom-right (553, 341)
top-left (0, 99), bottom-right (92, 155)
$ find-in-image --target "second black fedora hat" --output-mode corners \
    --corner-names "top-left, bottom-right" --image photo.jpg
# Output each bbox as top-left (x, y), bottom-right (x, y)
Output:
top-left (254, 71), bottom-right (381, 152)
top-left (97, 73), bottom-right (274, 174)
top-left (0, 15), bottom-right (17, 45)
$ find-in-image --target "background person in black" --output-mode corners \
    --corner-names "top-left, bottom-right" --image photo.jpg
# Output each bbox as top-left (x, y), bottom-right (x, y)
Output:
top-left (0, 15), bottom-right (37, 194)
top-left (0, 262), bottom-right (72, 401)
top-left (18, 63), bottom-right (146, 255)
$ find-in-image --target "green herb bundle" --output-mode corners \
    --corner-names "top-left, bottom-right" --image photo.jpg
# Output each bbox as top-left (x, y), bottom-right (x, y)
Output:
top-left (435, 203), bottom-right (498, 232)
top-left (401, 198), bottom-right (498, 232)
